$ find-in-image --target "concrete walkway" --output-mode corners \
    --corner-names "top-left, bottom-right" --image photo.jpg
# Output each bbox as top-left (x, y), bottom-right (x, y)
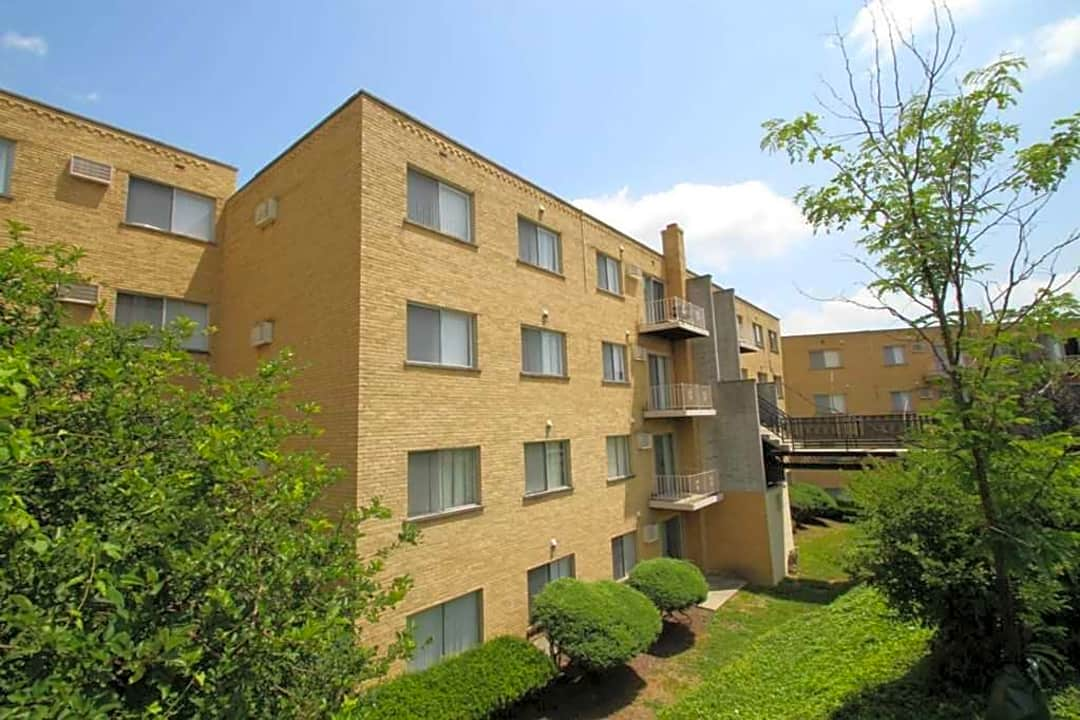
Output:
top-left (699, 575), bottom-right (746, 611)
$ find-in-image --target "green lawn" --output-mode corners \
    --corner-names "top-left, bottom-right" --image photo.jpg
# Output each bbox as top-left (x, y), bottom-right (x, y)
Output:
top-left (656, 520), bottom-right (1078, 720)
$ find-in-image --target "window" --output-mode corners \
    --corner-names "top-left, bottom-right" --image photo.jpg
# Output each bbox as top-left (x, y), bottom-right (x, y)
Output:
top-left (518, 217), bottom-right (561, 273)
top-left (527, 555), bottom-right (574, 612)
top-left (596, 252), bottom-right (621, 294)
top-left (126, 177), bottom-right (215, 242)
top-left (524, 440), bottom-right (571, 494)
top-left (814, 393), bottom-right (846, 415)
top-left (757, 372), bottom-right (769, 384)
top-left (406, 168), bottom-right (472, 243)
top-left (740, 368), bottom-right (750, 379)
top-left (774, 375), bottom-right (784, 399)
top-left (883, 345), bottom-right (906, 366)
top-left (890, 391), bottom-right (913, 413)
top-left (768, 329), bottom-right (780, 353)
top-left (407, 447), bottom-right (479, 518)
top-left (407, 591), bottom-right (481, 671)
top-left (115, 292), bottom-right (209, 352)
top-left (602, 342), bottom-right (628, 382)
top-left (407, 303), bottom-right (476, 368)
top-left (752, 323), bottom-right (765, 348)
top-left (606, 435), bottom-right (632, 480)
top-left (919, 386), bottom-right (934, 400)
top-left (612, 532), bottom-right (637, 580)
top-left (809, 350), bottom-right (842, 369)
top-left (0, 138), bottom-right (13, 195)
top-left (521, 327), bottom-right (566, 376)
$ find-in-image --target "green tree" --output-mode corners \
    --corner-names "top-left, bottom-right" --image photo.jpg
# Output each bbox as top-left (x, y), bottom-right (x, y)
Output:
top-left (0, 221), bottom-right (416, 718)
top-left (762, 6), bottom-right (1080, 689)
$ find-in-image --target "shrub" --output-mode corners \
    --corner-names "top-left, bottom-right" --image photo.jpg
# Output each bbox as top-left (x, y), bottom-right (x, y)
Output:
top-left (342, 636), bottom-right (556, 720)
top-left (628, 558), bottom-right (709, 615)
top-left (788, 482), bottom-right (839, 524)
top-left (532, 578), bottom-right (661, 671)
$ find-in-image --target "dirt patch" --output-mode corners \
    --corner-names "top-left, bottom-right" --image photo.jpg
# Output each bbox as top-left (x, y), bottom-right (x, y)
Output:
top-left (512, 606), bottom-right (713, 719)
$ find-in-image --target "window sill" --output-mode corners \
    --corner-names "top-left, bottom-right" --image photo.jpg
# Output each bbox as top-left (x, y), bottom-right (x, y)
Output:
top-left (406, 504), bottom-right (483, 524)
top-left (0, 192), bottom-right (12, 201)
top-left (810, 366), bottom-right (844, 371)
top-left (607, 474), bottom-right (635, 485)
top-left (402, 218), bottom-right (476, 249)
top-left (596, 287), bottom-right (625, 301)
top-left (516, 259), bottom-right (566, 279)
top-left (404, 361), bottom-right (481, 375)
top-left (523, 486), bottom-right (573, 502)
top-left (120, 222), bottom-right (215, 245)
top-left (520, 372), bottom-right (570, 382)
top-left (602, 379), bottom-right (631, 387)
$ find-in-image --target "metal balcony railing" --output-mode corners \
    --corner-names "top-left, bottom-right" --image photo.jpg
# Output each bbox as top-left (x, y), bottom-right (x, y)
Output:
top-left (652, 470), bottom-right (720, 501)
top-left (643, 297), bottom-right (707, 332)
top-left (647, 383), bottom-right (713, 412)
top-left (759, 397), bottom-right (929, 450)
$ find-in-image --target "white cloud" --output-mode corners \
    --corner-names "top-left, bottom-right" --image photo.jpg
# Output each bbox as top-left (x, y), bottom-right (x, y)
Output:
top-left (76, 91), bottom-right (101, 103)
top-left (572, 181), bottom-right (810, 273)
top-left (783, 288), bottom-right (908, 335)
top-left (1024, 15), bottom-right (1080, 75)
top-left (848, 0), bottom-right (983, 53)
top-left (1, 31), bottom-right (47, 56)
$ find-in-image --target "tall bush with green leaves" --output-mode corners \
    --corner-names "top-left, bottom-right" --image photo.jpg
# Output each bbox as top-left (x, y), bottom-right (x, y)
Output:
top-left (0, 221), bottom-right (415, 718)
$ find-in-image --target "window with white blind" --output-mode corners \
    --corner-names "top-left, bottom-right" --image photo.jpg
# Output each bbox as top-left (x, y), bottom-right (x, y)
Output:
top-left (883, 345), bottom-right (906, 366)
top-left (809, 349), bottom-right (842, 369)
top-left (407, 591), bottom-right (482, 672)
top-left (768, 329), bottom-right (780, 353)
top-left (890, 391), bottom-right (913, 413)
top-left (606, 435), bottom-right (632, 480)
top-left (602, 342), bottom-right (628, 382)
top-left (115, 292), bottom-right (209, 352)
top-left (0, 138), bottom-right (13, 195)
top-left (596, 252), bottom-right (621, 294)
top-left (518, 217), bottom-right (561, 273)
top-left (752, 323), bottom-right (765, 348)
top-left (774, 375), bottom-right (784, 398)
top-left (814, 393), bottom-right (847, 415)
top-left (125, 177), bottom-right (215, 242)
top-left (407, 447), bottom-right (479, 518)
top-left (407, 303), bottom-right (476, 368)
top-left (407, 168), bottom-right (472, 243)
top-left (611, 532), bottom-right (637, 580)
top-left (527, 555), bottom-right (574, 612)
top-left (521, 327), bottom-right (566, 376)
top-left (524, 440), bottom-right (571, 495)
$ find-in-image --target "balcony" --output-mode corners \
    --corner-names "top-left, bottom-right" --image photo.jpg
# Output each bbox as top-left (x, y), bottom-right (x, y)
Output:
top-left (644, 383), bottom-right (716, 419)
top-left (640, 297), bottom-right (709, 339)
top-left (650, 470), bottom-right (722, 511)
top-left (737, 332), bottom-right (758, 353)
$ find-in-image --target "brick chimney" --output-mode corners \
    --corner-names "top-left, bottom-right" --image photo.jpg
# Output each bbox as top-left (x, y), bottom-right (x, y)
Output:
top-left (661, 223), bottom-right (687, 298)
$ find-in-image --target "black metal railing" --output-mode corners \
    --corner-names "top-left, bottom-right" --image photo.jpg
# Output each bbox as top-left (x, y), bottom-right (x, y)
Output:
top-left (759, 397), bottom-right (928, 450)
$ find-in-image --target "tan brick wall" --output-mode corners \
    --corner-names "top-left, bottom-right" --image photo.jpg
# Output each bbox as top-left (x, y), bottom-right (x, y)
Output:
top-left (735, 297), bottom-right (785, 406)
top-left (0, 92), bottom-right (235, 326)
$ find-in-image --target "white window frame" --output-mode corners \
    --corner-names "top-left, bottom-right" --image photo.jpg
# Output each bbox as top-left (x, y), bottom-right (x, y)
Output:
top-left (809, 349), bottom-right (842, 369)
top-left (524, 439), bottom-right (571, 495)
top-left (407, 447), bottom-right (480, 518)
top-left (114, 292), bottom-right (209, 352)
top-left (406, 302), bottom-right (477, 369)
top-left (606, 435), bottom-right (632, 480)
top-left (890, 390), bottom-right (913, 413)
top-left (0, 137), bottom-right (14, 195)
top-left (883, 345), bottom-right (907, 366)
top-left (814, 393), bottom-right (847, 415)
top-left (527, 555), bottom-right (575, 612)
top-left (125, 176), bottom-right (215, 242)
top-left (752, 323), bottom-right (765, 348)
top-left (406, 590), bottom-right (482, 672)
top-left (768, 329), bottom-right (780, 353)
top-left (601, 342), bottom-right (628, 383)
top-left (774, 375), bottom-right (784, 399)
top-left (612, 532), bottom-right (637, 580)
top-left (517, 217), bottom-right (562, 273)
top-left (406, 167), bottom-right (473, 243)
top-left (521, 326), bottom-right (567, 377)
top-left (596, 252), bottom-right (622, 294)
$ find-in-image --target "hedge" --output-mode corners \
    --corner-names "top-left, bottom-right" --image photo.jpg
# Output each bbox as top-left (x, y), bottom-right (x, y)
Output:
top-left (342, 636), bottom-right (556, 720)
top-left (532, 578), bottom-right (661, 671)
top-left (789, 482), bottom-right (840, 524)
top-left (628, 558), bottom-right (709, 615)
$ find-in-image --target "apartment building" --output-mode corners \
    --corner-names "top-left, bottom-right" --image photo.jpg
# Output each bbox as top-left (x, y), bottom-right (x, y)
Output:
top-left (0, 88), bottom-right (792, 672)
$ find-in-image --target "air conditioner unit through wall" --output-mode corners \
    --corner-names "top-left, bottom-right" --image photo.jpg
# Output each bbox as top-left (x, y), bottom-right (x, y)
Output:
top-left (642, 524), bottom-right (660, 544)
top-left (68, 155), bottom-right (113, 185)
top-left (254, 197), bottom-right (279, 227)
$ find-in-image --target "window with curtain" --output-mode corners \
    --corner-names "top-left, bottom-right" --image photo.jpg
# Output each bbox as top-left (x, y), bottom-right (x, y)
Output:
top-left (601, 342), bottom-right (627, 382)
top-left (606, 435), bottom-right (632, 480)
top-left (611, 532), bottom-right (637, 579)
top-left (527, 555), bottom-right (574, 612)
top-left (814, 393), bottom-right (847, 415)
top-left (407, 303), bottom-right (476, 368)
top-left (596, 252), bottom-right (621, 294)
top-left (809, 349), bottom-right (842, 369)
top-left (407, 168), bottom-right (473, 243)
top-left (882, 345), bottom-right (906, 366)
top-left (115, 292), bottom-right (209, 352)
top-left (407, 447), bottom-right (480, 517)
top-left (768, 330), bottom-right (780, 353)
top-left (524, 440), bottom-right (570, 495)
top-left (125, 177), bottom-right (214, 242)
top-left (752, 323), bottom-right (765, 347)
top-left (0, 138), bottom-right (14, 194)
top-left (517, 217), bottom-right (561, 273)
top-left (407, 590), bottom-right (481, 671)
top-left (890, 391), bottom-right (913, 412)
top-left (521, 327), bottom-right (566, 376)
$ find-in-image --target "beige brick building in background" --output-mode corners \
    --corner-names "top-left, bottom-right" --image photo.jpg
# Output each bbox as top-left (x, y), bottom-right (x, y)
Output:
top-left (1, 88), bottom-right (794, 671)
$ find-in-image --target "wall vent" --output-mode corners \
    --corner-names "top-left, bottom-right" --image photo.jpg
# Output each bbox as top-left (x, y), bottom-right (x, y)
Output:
top-left (69, 155), bottom-right (113, 185)
top-left (631, 344), bottom-right (646, 362)
top-left (250, 320), bottom-right (274, 347)
top-left (254, 197), bottom-right (278, 227)
top-left (626, 263), bottom-right (642, 280)
top-left (636, 432), bottom-right (653, 450)
top-left (911, 341), bottom-right (928, 353)
top-left (56, 283), bottom-right (99, 305)
top-left (642, 524), bottom-right (660, 544)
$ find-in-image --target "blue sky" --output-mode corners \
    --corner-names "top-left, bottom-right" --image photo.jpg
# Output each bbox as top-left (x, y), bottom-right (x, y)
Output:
top-left (3, 0), bottom-right (1078, 333)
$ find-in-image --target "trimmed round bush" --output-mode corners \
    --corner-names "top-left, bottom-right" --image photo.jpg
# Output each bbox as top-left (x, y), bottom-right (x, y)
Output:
top-left (531, 578), bottom-right (661, 671)
top-left (628, 558), bottom-right (709, 615)
top-left (344, 636), bottom-right (557, 720)
top-left (788, 482), bottom-right (839, 524)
